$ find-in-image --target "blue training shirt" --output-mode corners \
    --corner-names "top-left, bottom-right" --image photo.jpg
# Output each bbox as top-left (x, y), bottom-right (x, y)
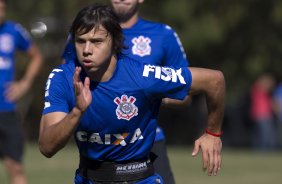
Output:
top-left (0, 21), bottom-right (32, 111)
top-left (122, 18), bottom-right (189, 66)
top-left (43, 57), bottom-right (192, 161)
top-left (62, 18), bottom-right (189, 141)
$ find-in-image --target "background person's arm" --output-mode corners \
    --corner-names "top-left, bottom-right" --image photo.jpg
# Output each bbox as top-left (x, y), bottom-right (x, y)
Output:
top-left (5, 44), bottom-right (43, 102)
top-left (161, 96), bottom-right (191, 109)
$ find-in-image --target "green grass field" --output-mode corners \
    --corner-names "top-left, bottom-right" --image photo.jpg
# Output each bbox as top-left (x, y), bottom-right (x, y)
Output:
top-left (1, 143), bottom-right (282, 184)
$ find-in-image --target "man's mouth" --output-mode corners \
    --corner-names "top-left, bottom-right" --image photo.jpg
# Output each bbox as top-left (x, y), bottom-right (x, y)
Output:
top-left (82, 59), bottom-right (93, 67)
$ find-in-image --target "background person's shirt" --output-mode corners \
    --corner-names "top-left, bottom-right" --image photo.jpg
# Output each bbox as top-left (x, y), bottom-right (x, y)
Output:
top-left (0, 21), bottom-right (32, 111)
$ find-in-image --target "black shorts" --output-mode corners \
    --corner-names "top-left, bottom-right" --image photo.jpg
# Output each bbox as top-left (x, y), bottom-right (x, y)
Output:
top-left (151, 139), bottom-right (175, 184)
top-left (0, 111), bottom-right (24, 162)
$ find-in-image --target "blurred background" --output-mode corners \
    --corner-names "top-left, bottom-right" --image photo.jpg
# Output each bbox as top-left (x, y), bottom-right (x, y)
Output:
top-left (10, 0), bottom-right (282, 148)
top-left (2, 0), bottom-right (282, 183)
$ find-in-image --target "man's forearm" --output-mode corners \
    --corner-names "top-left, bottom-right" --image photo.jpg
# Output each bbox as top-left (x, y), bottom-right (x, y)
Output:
top-left (39, 107), bottom-right (82, 158)
top-left (205, 71), bottom-right (225, 133)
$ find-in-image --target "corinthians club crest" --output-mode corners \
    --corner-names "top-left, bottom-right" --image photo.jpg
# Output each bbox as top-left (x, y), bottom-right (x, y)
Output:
top-left (114, 95), bottom-right (138, 121)
top-left (131, 36), bottom-right (151, 57)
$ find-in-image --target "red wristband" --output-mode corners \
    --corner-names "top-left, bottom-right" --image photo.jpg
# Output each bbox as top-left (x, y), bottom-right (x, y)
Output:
top-left (205, 129), bottom-right (223, 137)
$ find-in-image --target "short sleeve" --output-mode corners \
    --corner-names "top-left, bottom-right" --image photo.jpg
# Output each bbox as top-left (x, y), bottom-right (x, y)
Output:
top-left (141, 64), bottom-right (192, 100)
top-left (14, 23), bottom-right (32, 51)
top-left (42, 68), bottom-right (72, 115)
top-left (62, 34), bottom-right (77, 61)
top-left (162, 25), bottom-right (189, 67)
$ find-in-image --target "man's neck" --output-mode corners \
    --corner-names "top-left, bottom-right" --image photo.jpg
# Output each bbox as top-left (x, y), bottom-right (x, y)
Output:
top-left (120, 13), bottom-right (139, 29)
top-left (87, 56), bottom-right (117, 83)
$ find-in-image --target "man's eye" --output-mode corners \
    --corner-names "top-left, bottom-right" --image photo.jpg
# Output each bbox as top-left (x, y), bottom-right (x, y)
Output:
top-left (76, 39), bottom-right (85, 44)
top-left (92, 40), bottom-right (102, 44)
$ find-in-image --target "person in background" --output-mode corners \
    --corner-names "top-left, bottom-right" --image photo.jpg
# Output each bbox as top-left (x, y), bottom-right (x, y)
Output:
top-left (0, 0), bottom-right (43, 183)
top-left (249, 73), bottom-right (276, 151)
top-left (273, 82), bottom-right (282, 148)
top-left (39, 4), bottom-right (225, 184)
top-left (62, 1), bottom-right (190, 183)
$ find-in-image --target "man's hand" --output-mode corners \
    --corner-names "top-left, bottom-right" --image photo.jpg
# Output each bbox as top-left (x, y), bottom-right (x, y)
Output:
top-left (73, 67), bottom-right (92, 112)
top-left (192, 133), bottom-right (222, 176)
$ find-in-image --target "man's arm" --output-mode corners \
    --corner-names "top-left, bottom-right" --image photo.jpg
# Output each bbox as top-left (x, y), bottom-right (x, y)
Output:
top-left (5, 44), bottom-right (43, 102)
top-left (188, 67), bottom-right (225, 176)
top-left (39, 67), bottom-right (92, 158)
top-left (39, 109), bottom-right (82, 158)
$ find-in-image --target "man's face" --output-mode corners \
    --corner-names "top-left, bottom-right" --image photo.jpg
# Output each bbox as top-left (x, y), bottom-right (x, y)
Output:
top-left (0, 1), bottom-right (6, 23)
top-left (75, 26), bottom-right (114, 75)
top-left (110, 0), bottom-right (142, 22)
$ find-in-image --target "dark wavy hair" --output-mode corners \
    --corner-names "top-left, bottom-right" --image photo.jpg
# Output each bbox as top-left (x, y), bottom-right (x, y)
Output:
top-left (70, 4), bottom-right (124, 55)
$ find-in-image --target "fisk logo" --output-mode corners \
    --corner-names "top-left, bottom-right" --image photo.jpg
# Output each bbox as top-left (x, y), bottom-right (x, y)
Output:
top-left (114, 95), bottom-right (138, 121)
top-left (142, 65), bottom-right (186, 84)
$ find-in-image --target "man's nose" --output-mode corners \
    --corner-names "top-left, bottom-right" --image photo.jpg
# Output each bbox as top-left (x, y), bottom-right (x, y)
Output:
top-left (83, 42), bottom-right (92, 56)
